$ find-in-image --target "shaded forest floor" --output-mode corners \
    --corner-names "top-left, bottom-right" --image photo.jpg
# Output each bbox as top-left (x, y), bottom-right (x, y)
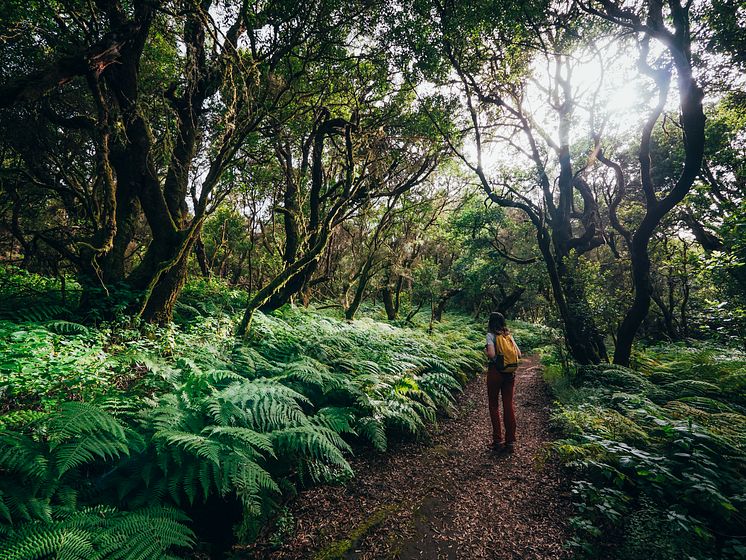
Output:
top-left (243, 355), bottom-right (573, 560)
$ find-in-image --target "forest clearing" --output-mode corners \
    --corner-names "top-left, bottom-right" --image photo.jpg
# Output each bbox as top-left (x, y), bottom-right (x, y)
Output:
top-left (1, 0), bottom-right (745, 558)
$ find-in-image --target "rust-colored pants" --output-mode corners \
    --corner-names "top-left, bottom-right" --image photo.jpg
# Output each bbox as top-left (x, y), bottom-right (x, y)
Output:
top-left (487, 366), bottom-right (516, 444)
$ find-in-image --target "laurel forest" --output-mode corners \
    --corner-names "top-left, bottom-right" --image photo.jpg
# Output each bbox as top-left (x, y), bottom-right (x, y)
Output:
top-left (0, 0), bottom-right (744, 558)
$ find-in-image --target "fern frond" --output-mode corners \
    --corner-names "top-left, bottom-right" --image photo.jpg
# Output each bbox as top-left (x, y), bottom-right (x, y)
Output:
top-left (204, 398), bottom-right (248, 428)
top-left (93, 505), bottom-right (194, 560)
top-left (0, 432), bottom-right (50, 479)
top-left (0, 526), bottom-right (93, 560)
top-left (203, 426), bottom-right (275, 458)
top-left (47, 402), bottom-right (127, 442)
top-left (10, 303), bottom-right (68, 323)
top-left (356, 416), bottom-right (387, 451)
top-left (280, 358), bottom-right (345, 393)
top-left (53, 434), bottom-right (130, 476)
top-left (45, 321), bottom-right (89, 336)
top-left (153, 431), bottom-right (222, 464)
top-left (0, 410), bottom-right (48, 430)
top-left (226, 459), bottom-right (280, 510)
top-left (271, 425), bottom-right (352, 471)
top-left (311, 407), bottom-right (357, 435)
top-left (217, 379), bottom-right (310, 431)
top-left (661, 379), bottom-right (722, 398)
top-left (675, 396), bottom-right (736, 414)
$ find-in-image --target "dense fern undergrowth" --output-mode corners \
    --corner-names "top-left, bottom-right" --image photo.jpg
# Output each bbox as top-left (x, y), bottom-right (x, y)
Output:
top-left (0, 269), bottom-right (557, 559)
top-left (543, 342), bottom-right (746, 559)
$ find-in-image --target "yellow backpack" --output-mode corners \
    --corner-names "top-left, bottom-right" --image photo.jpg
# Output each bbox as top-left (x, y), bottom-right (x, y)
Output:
top-left (492, 333), bottom-right (519, 373)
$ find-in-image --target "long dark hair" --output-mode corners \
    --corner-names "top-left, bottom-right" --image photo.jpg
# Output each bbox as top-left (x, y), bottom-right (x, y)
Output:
top-left (488, 311), bottom-right (510, 335)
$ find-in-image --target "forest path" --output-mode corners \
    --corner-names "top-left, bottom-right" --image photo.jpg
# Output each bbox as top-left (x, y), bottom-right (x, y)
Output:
top-left (243, 355), bottom-right (573, 560)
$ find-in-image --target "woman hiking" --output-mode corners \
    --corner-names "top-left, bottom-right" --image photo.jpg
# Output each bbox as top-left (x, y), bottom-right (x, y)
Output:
top-left (485, 311), bottom-right (522, 453)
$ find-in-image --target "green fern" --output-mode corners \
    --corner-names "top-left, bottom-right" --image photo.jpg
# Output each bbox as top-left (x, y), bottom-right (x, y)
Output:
top-left (53, 435), bottom-right (130, 476)
top-left (311, 407), bottom-right (357, 435)
top-left (0, 409), bottom-right (48, 430)
top-left (0, 505), bottom-right (194, 560)
top-left (279, 358), bottom-right (346, 393)
top-left (9, 304), bottom-right (69, 323)
top-left (216, 379), bottom-right (310, 431)
top-left (0, 432), bottom-right (50, 480)
top-left (551, 340), bottom-right (746, 559)
top-left (1, 293), bottom-right (482, 554)
top-left (271, 425), bottom-right (352, 473)
top-left (45, 321), bottom-right (89, 336)
top-left (205, 427), bottom-right (275, 458)
top-left (356, 416), bottom-right (387, 451)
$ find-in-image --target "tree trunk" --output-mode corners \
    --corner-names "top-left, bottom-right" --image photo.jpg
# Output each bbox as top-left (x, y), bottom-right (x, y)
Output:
top-left (537, 227), bottom-right (607, 365)
top-left (127, 227), bottom-right (199, 324)
top-left (237, 232), bottom-right (330, 336)
top-left (432, 288), bottom-right (461, 322)
top-left (231, 251), bottom-right (246, 286)
top-left (394, 275), bottom-right (404, 315)
top-left (472, 299), bottom-right (483, 319)
top-left (680, 281), bottom-right (690, 337)
top-left (140, 246), bottom-right (192, 323)
top-left (606, 2), bottom-right (706, 364)
top-left (195, 235), bottom-right (210, 278)
top-left (651, 290), bottom-right (678, 340)
top-left (558, 268), bottom-right (608, 364)
top-left (496, 286), bottom-right (525, 316)
top-left (101, 168), bottom-right (140, 284)
top-left (614, 236), bottom-right (651, 365)
top-left (260, 258), bottom-right (319, 312)
top-left (404, 301), bottom-right (423, 323)
top-left (345, 257), bottom-right (375, 321)
top-left (382, 287), bottom-right (397, 320)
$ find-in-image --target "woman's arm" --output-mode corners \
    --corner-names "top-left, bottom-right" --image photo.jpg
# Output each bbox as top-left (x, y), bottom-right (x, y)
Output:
top-left (485, 333), bottom-right (496, 359)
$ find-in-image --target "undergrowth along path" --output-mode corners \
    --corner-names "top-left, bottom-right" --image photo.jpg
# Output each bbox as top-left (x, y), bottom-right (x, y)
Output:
top-left (244, 355), bottom-right (573, 559)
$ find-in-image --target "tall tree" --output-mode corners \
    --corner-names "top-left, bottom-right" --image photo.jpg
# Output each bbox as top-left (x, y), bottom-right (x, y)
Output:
top-left (236, 58), bottom-right (446, 334)
top-left (581, 0), bottom-right (706, 365)
top-left (0, 0), bottom-right (364, 322)
top-left (394, 1), bottom-right (610, 363)
top-left (342, 194), bottom-right (402, 321)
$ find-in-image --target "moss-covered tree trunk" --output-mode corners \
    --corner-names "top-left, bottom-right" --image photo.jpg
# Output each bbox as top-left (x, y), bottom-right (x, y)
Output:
top-left (382, 286), bottom-right (397, 320)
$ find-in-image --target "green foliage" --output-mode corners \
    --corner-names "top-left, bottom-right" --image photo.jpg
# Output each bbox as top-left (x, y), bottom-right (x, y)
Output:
top-left (0, 505), bottom-right (193, 560)
top-left (444, 194), bottom-right (546, 319)
top-left (0, 293), bottom-right (482, 553)
top-left (174, 277), bottom-right (250, 321)
top-left (0, 267), bottom-right (77, 322)
top-left (546, 341), bottom-right (746, 559)
top-left (508, 320), bottom-right (558, 353)
top-left (0, 321), bottom-right (117, 411)
top-left (0, 402), bottom-right (193, 559)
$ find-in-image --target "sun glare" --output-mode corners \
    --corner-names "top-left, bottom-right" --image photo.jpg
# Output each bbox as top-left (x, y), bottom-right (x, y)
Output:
top-left (476, 38), bottom-right (676, 174)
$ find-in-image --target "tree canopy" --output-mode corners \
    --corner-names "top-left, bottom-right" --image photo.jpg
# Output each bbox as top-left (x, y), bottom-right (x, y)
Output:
top-left (4, 0), bottom-right (742, 355)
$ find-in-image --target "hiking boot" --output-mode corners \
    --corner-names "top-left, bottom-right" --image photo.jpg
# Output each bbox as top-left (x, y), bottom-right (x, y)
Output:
top-left (505, 443), bottom-right (515, 454)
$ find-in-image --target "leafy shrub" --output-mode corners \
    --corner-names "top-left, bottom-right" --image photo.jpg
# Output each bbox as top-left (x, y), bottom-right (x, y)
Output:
top-left (0, 322), bottom-right (116, 412)
top-left (174, 277), bottom-right (250, 320)
top-left (547, 341), bottom-right (746, 559)
top-left (0, 266), bottom-right (77, 322)
top-left (509, 320), bottom-right (559, 352)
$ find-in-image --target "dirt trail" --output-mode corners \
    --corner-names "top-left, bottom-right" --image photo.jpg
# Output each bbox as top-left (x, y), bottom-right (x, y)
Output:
top-left (244, 355), bottom-right (573, 560)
